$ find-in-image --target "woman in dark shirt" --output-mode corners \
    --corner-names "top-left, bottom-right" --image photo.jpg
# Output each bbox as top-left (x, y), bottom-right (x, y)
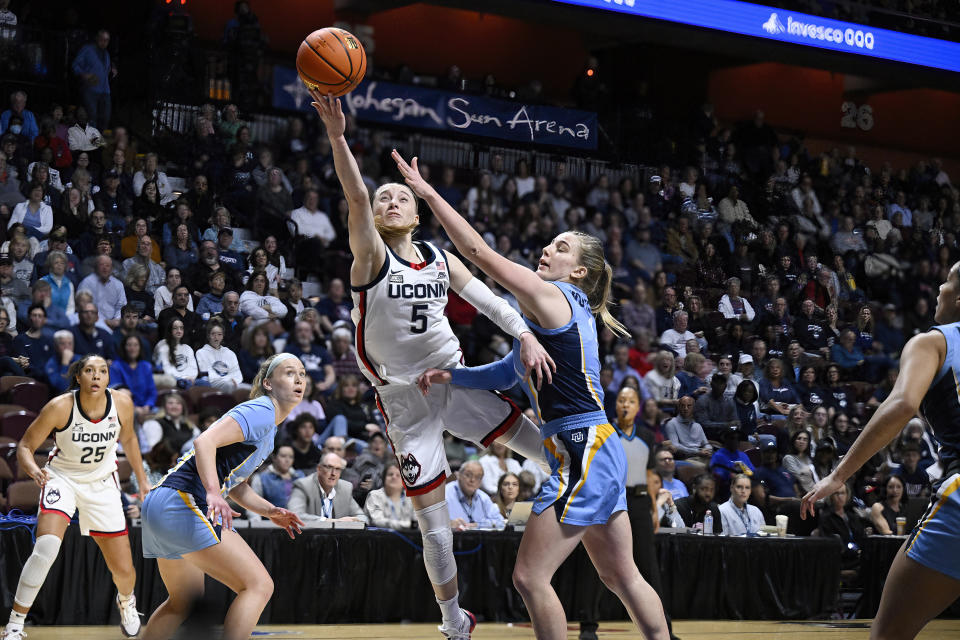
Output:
top-left (325, 374), bottom-right (381, 441)
top-left (818, 482), bottom-right (867, 571)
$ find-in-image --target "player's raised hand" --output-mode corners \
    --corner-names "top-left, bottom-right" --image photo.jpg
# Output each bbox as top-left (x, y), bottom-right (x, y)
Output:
top-left (268, 506), bottom-right (305, 539)
top-left (391, 150), bottom-right (435, 199)
top-left (418, 368), bottom-right (452, 396)
top-left (519, 332), bottom-right (556, 390)
top-left (800, 472), bottom-right (845, 519)
top-left (308, 87), bottom-right (345, 139)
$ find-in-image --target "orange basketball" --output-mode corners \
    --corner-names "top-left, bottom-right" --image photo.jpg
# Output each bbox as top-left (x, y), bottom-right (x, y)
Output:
top-left (296, 28), bottom-right (367, 97)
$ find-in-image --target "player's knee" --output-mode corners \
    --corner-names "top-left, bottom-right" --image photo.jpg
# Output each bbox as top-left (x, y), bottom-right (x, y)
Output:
top-left (512, 562), bottom-right (537, 597)
top-left (596, 562), bottom-right (640, 596)
top-left (416, 501), bottom-right (457, 586)
top-left (246, 573), bottom-right (274, 604)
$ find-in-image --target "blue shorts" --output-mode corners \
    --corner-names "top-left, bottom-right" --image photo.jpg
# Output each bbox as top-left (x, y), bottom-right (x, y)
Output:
top-left (532, 422), bottom-right (628, 527)
top-left (905, 473), bottom-right (960, 581)
top-left (141, 486), bottom-right (222, 559)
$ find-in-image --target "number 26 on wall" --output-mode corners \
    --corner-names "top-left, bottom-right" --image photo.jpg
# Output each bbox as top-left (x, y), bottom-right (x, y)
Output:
top-left (841, 102), bottom-right (874, 131)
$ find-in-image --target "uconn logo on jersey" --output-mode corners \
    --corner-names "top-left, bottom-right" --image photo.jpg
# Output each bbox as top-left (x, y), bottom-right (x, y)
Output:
top-left (387, 281), bottom-right (447, 300)
top-left (72, 422), bottom-right (118, 443)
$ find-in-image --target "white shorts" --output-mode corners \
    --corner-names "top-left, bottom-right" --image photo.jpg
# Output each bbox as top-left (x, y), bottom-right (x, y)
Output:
top-left (40, 466), bottom-right (128, 537)
top-left (375, 384), bottom-right (520, 496)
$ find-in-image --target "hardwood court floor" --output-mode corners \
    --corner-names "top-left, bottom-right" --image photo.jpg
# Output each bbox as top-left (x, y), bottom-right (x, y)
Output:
top-left (13, 620), bottom-right (960, 639)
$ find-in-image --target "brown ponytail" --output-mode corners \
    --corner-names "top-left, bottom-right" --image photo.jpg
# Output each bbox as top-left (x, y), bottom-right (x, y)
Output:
top-left (570, 231), bottom-right (630, 338)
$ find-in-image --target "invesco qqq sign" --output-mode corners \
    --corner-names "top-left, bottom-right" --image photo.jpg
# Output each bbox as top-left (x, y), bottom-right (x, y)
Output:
top-left (762, 12), bottom-right (874, 50)
top-left (555, 0), bottom-right (960, 73)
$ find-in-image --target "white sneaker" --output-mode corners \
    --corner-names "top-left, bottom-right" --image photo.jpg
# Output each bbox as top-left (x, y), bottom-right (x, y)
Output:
top-left (1, 628), bottom-right (27, 640)
top-left (438, 609), bottom-right (476, 640)
top-left (116, 594), bottom-right (142, 637)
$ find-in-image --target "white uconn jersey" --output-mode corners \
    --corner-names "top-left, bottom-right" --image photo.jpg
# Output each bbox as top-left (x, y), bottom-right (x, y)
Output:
top-left (351, 241), bottom-right (461, 386)
top-left (48, 389), bottom-right (121, 483)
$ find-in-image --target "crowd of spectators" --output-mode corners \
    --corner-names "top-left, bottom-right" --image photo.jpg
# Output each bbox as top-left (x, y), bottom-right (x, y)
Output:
top-left (0, 13), bottom-right (957, 583)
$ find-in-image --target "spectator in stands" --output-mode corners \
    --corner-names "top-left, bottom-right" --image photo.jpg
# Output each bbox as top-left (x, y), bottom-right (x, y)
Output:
top-left (201, 205), bottom-right (234, 247)
top-left (869, 475), bottom-right (907, 536)
top-left (795, 366), bottom-right (828, 414)
top-left (7, 233), bottom-right (33, 284)
top-left (620, 281), bottom-right (656, 338)
top-left (328, 326), bottom-right (361, 378)
top-left (215, 228), bottom-right (243, 273)
top-left (10, 182), bottom-right (53, 239)
top-left (44, 329), bottom-right (80, 393)
top-left (759, 358), bottom-right (798, 418)
top-left (660, 310), bottom-right (696, 358)
top-left (132, 152), bottom-right (172, 202)
top-left (654, 447), bottom-right (688, 500)
top-left (753, 439), bottom-right (798, 511)
top-left (239, 269), bottom-right (286, 325)
top-left (710, 424), bottom-right (754, 492)
top-left (674, 474), bottom-right (722, 533)
top-left (112, 304), bottom-right (151, 362)
top-left (78, 254), bottom-right (125, 328)
top-left (694, 373), bottom-right (737, 439)
top-left (783, 430), bottom-right (816, 494)
top-left (153, 267), bottom-right (192, 319)
top-left (478, 441), bottom-right (522, 496)
top-left (447, 461), bottom-right (505, 530)
top-left (110, 333), bottom-right (157, 420)
top-left (71, 301), bottom-right (117, 359)
top-left (664, 395), bottom-right (711, 466)
top-left (364, 462), bottom-right (414, 529)
top-left (28, 280), bottom-right (68, 330)
top-left (812, 438), bottom-right (839, 485)
top-left (238, 323), bottom-right (274, 382)
top-left (0, 251), bottom-right (28, 306)
top-left (0, 150), bottom-right (22, 208)
top-left (162, 223), bottom-right (198, 272)
top-left (1, 91), bottom-right (38, 143)
top-left (214, 291), bottom-right (244, 350)
top-left (195, 319), bottom-right (241, 391)
top-left (891, 442), bottom-right (932, 499)
top-left (323, 373), bottom-right (375, 443)
top-left (493, 472), bottom-right (521, 520)
top-left (245, 247), bottom-right (279, 294)
top-left (644, 349), bottom-right (680, 412)
top-left (158, 285), bottom-right (204, 347)
top-left (187, 240), bottom-right (237, 298)
top-left (95, 170), bottom-right (129, 225)
top-left (162, 201), bottom-right (200, 248)
top-left (818, 483), bottom-right (866, 572)
top-left (718, 277), bottom-right (754, 324)
top-left (250, 445), bottom-right (303, 510)
top-left (824, 363), bottom-right (857, 418)
top-left (288, 452), bottom-right (367, 523)
top-left (719, 473), bottom-right (764, 536)
top-left (256, 167), bottom-right (294, 240)
top-left (352, 432), bottom-right (390, 491)
top-left (793, 298), bottom-right (829, 358)
top-left (140, 392), bottom-right (198, 453)
top-left (121, 235), bottom-right (164, 295)
top-left (608, 342), bottom-right (643, 396)
top-left (217, 104), bottom-right (244, 145)
top-left (285, 412), bottom-right (322, 471)
top-left (316, 277), bottom-right (352, 334)
top-left (66, 107), bottom-right (103, 158)
top-left (72, 29), bottom-right (115, 129)
top-left (13, 303), bottom-right (54, 381)
top-left (830, 328), bottom-right (866, 379)
top-left (196, 270), bottom-right (226, 320)
top-left (831, 216), bottom-right (867, 255)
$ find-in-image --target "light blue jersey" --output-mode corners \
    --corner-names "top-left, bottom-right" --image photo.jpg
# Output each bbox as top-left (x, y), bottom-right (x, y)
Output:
top-left (142, 396), bottom-right (278, 558)
top-left (905, 321), bottom-right (960, 580)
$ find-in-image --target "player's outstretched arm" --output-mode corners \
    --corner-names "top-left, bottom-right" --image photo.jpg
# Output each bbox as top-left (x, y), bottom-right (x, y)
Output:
top-left (392, 150), bottom-right (560, 317)
top-left (801, 330), bottom-right (943, 518)
top-left (309, 88), bottom-right (383, 277)
top-left (16, 394), bottom-right (72, 487)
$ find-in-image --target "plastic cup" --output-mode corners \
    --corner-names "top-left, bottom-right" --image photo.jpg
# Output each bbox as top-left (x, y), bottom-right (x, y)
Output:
top-left (775, 514), bottom-right (788, 537)
top-left (896, 517), bottom-right (906, 536)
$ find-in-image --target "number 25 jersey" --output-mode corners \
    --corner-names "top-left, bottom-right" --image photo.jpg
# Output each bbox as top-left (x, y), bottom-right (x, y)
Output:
top-left (48, 389), bottom-right (121, 483)
top-left (351, 241), bottom-right (461, 387)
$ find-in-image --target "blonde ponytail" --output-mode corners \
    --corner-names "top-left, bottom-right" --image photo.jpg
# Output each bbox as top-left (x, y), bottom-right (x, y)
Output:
top-left (570, 231), bottom-right (630, 338)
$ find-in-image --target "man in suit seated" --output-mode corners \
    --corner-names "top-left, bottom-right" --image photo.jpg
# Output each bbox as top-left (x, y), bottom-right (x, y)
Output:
top-left (287, 452), bottom-right (368, 523)
top-left (445, 460), bottom-right (505, 530)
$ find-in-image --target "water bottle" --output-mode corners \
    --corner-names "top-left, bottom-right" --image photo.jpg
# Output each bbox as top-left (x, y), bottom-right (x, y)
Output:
top-left (703, 510), bottom-right (713, 536)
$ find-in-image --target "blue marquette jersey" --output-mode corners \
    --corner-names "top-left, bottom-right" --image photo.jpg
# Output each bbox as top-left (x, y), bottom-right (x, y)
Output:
top-left (157, 396), bottom-right (278, 510)
top-left (921, 321), bottom-right (960, 488)
top-left (451, 281), bottom-right (606, 437)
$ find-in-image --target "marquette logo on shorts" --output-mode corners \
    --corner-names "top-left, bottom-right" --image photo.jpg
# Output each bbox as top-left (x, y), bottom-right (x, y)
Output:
top-left (763, 12), bottom-right (875, 50)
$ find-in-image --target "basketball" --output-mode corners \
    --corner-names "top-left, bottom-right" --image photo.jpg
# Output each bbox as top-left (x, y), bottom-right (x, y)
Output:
top-left (296, 27), bottom-right (367, 97)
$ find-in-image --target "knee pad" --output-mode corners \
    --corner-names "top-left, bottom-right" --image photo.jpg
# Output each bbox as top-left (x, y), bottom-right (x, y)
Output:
top-left (415, 501), bottom-right (457, 586)
top-left (501, 414), bottom-right (549, 474)
top-left (14, 535), bottom-right (62, 609)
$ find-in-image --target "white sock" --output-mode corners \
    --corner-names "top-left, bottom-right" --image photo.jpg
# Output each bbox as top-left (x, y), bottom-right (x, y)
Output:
top-left (436, 593), bottom-right (462, 625)
top-left (118, 591), bottom-right (134, 604)
top-left (7, 610), bottom-right (26, 630)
